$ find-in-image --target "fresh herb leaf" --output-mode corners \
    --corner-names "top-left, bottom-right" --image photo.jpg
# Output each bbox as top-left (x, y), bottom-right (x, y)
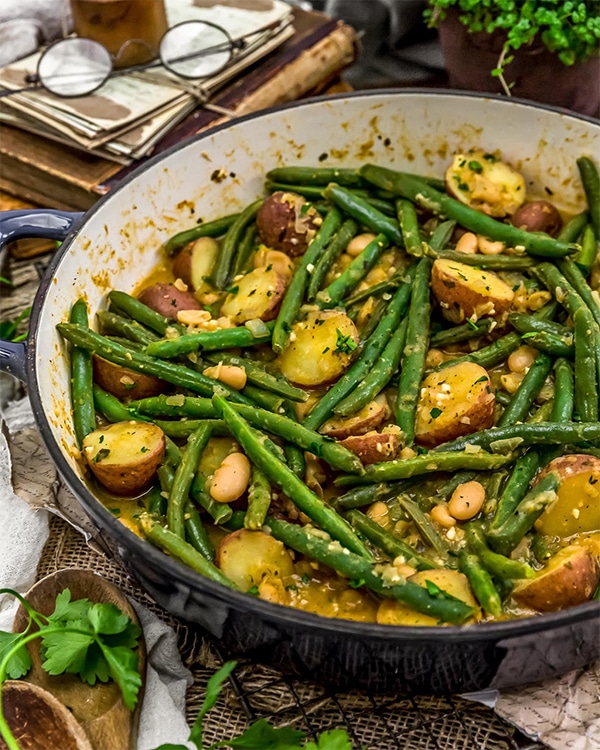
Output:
top-left (0, 631), bottom-right (32, 679)
top-left (188, 660), bottom-right (238, 749)
top-left (468, 160), bottom-right (483, 173)
top-left (209, 718), bottom-right (304, 749)
top-left (334, 329), bottom-right (357, 355)
top-left (305, 729), bottom-right (353, 750)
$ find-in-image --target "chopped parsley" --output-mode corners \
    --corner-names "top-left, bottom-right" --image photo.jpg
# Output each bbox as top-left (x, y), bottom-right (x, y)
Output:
top-left (334, 329), bottom-right (358, 355)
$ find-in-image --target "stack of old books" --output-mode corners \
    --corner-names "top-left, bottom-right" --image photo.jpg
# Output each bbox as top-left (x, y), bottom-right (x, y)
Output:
top-left (0, 5), bottom-right (358, 212)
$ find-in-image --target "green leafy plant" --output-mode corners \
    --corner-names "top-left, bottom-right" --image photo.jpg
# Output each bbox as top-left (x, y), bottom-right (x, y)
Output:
top-left (0, 588), bottom-right (142, 750)
top-left (426, 0), bottom-right (600, 92)
top-left (0, 306), bottom-right (31, 343)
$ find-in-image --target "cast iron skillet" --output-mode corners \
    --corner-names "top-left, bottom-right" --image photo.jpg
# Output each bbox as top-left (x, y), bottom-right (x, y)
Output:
top-left (1, 89), bottom-right (598, 694)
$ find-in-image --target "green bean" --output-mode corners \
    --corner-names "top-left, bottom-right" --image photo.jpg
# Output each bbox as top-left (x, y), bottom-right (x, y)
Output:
top-left (139, 514), bottom-right (236, 587)
top-left (280, 402), bottom-right (306, 479)
top-left (430, 317), bottom-right (495, 348)
top-left (345, 271), bottom-right (404, 307)
top-left (303, 267), bottom-right (415, 430)
top-left (57, 323), bottom-right (255, 406)
top-left (184, 501), bottom-right (215, 561)
top-left (574, 307), bottom-right (599, 421)
top-left (336, 483), bottom-right (398, 510)
top-left (508, 312), bottom-right (572, 339)
top-left (423, 245), bottom-right (537, 270)
top-left (245, 466), bottom-right (272, 530)
top-left (151, 418), bottom-right (228, 438)
top-left (360, 165), bottom-right (577, 258)
top-left (272, 206), bottom-right (342, 353)
top-left (108, 291), bottom-right (183, 336)
top-left (167, 423), bottom-right (213, 539)
top-left (551, 358), bottom-right (574, 422)
top-left (396, 257), bottom-right (432, 445)
top-left (366, 197), bottom-right (396, 217)
top-left (130, 395), bottom-right (363, 474)
top-left (266, 166), bottom-right (365, 188)
top-left (429, 219), bottom-right (456, 250)
top-left (163, 213), bottom-right (238, 255)
top-left (190, 469), bottom-right (232, 525)
top-left (397, 199), bottom-right (423, 257)
top-left (157, 463), bottom-right (175, 496)
top-left (322, 184), bottom-right (403, 245)
top-left (488, 450), bottom-right (540, 530)
top-left (458, 550), bottom-right (502, 617)
top-left (232, 224), bottom-right (258, 277)
top-left (69, 299), bottom-right (96, 446)
top-left (397, 495), bottom-right (452, 563)
top-left (438, 332), bottom-right (522, 371)
top-left (335, 450), bottom-right (515, 487)
top-left (527, 399), bottom-right (555, 424)
top-left (203, 351), bottom-right (307, 402)
top-left (93, 384), bottom-right (132, 423)
top-left (486, 472), bottom-right (560, 556)
top-left (213, 395), bottom-right (373, 559)
top-left (521, 331), bottom-right (573, 358)
top-left (498, 353), bottom-right (554, 427)
top-left (531, 533), bottom-right (560, 564)
top-left (212, 199), bottom-right (263, 289)
top-left (577, 156), bottom-right (600, 239)
top-left (495, 390), bottom-right (512, 408)
top-left (252, 515), bottom-right (473, 624)
top-left (307, 219), bottom-right (358, 301)
top-left (345, 509), bottom-right (438, 570)
top-left (97, 310), bottom-right (159, 346)
top-left (436, 421), bottom-right (600, 454)
top-left (577, 224), bottom-right (598, 274)
top-left (265, 181), bottom-right (327, 200)
top-left (334, 317), bottom-right (408, 417)
top-left (532, 262), bottom-right (589, 319)
top-left (145, 321), bottom-right (275, 359)
top-left (238, 384), bottom-right (284, 413)
top-left (557, 257), bottom-right (600, 329)
top-left (557, 211), bottom-right (588, 244)
top-left (147, 485), bottom-right (167, 517)
top-left (465, 524), bottom-right (535, 580)
top-left (318, 233), bottom-right (390, 308)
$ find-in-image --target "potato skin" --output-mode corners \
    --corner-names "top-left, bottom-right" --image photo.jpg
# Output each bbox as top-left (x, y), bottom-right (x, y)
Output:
top-left (172, 236), bottom-right (219, 291)
top-left (510, 200), bottom-right (563, 236)
top-left (534, 454), bottom-right (600, 537)
top-left (137, 282), bottom-right (201, 319)
top-left (93, 356), bottom-right (164, 401)
top-left (415, 362), bottom-right (495, 447)
top-left (512, 545), bottom-right (600, 612)
top-left (431, 259), bottom-right (514, 323)
top-left (220, 267), bottom-right (287, 324)
top-left (216, 529), bottom-right (295, 592)
top-left (340, 432), bottom-right (399, 464)
top-left (319, 394), bottom-right (390, 439)
top-left (256, 191), bottom-right (321, 256)
top-left (83, 421), bottom-right (165, 496)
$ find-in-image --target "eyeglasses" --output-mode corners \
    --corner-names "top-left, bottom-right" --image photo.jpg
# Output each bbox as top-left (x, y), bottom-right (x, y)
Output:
top-left (0, 19), bottom-right (287, 99)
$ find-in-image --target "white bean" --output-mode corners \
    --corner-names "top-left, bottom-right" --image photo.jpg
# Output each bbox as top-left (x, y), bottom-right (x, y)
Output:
top-left (448, 481), bottom-right (486, 521)
top-left (507, 345), bottom-right (537, 374)
top-left (209, 452), bottom-right (251, 503)
top-left (477, 236), bottom-right (505, 255)
top-left (455, 232), bottom-right (478, 254)
top-left (430, 503), bottom-right (456, 528)
top-left (346, 233), bottom-right (377, 256)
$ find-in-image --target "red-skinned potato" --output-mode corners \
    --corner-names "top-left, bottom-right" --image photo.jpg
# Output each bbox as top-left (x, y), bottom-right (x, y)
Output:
top-left (93, 356), bottom-right (164, 400)
top-left (172, 236), bottom-right (219, 291)
top-left (252, 247), bottom-right (295, 281)
top-left (319, 394), bottom-right (391, 439)
top-left (256, 191), bottom-right (321, 256)
top-left (415, 362), bottom-right (495, 447)
top-left (431, 259), bottom-right (514, 323)
top-left (137, 282), bottom-right (201, 319)
top-left (340, 432), bottom-right (399, 464)
top-left (82, 421), bottom-right (165, 496)
top-left (510, 200), bottom-right (563, 236)
top-left (220, 267), bottom-right (287, 324)
top-left (216, 529), bottom-right (295, 592)
top-left (512, 545), bottom-right (600, 612)
top-left (534, 454), bottom-right (600, 537)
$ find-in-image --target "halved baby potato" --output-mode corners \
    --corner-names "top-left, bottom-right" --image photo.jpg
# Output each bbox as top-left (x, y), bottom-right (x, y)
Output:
top-left (83, 421), bottom-right (165, 496)
top-left (512, 545), bottom-right (600, 612)
top-left (431, 259), bottom-right (515, 323)
top-left (137, 282), bottom-right (201, 319)
top-left (319, 393), bottom-right (390, 439)
top-left (220, 267), bottom-right (287, 324)
top-left (93, 356), bottom-right (164, 401)
top-left (278, 310), bottom-right (359, 387)
top-left (415, 362), bottom-right (495, 447)
top-left (216, 529), bottom-right (295, 592)
top-left (377, 569), bottom-right (480, 625)
top-left (534, 454), bottom-right (600, 538)
top-left (252, 247), bottom-right (295, 281)
top-left (172, 236), bottom-right (219, 293)
top-left (445, 150), bottom-right (526, 217)
top-left (340, 431), bottom-right (399, 464)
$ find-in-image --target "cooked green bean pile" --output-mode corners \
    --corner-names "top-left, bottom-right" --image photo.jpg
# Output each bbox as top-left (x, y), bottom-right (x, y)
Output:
top-left (58, 150), bottom-right (600, 626)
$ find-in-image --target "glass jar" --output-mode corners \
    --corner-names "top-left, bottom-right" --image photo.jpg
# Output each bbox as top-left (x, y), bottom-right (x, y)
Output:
top-left (69, 0), bottom-right (168, 68)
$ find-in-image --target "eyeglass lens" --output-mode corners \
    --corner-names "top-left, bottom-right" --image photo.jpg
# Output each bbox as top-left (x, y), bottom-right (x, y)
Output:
top-left (37, 38), bottom-right (112, 97)
top-left (159, 21), bottom-right (233, 79)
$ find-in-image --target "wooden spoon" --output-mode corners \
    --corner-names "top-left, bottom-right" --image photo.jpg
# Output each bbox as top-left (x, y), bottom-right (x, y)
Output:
top-left (0, 680), bottom-right (93, 750)
top-left (12, 569), bottom-right (146, 750)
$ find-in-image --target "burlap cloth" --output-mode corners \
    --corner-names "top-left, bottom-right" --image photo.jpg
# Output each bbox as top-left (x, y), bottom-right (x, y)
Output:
top-left (0, 246), bottom-right (550, 750)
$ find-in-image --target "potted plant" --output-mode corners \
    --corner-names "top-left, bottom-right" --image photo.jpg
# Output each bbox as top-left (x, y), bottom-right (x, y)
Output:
top-left (425, 0), bottom-right (600, 116)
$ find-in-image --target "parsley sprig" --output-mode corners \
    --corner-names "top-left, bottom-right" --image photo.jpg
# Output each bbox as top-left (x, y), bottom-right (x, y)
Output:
top-left (0, 587), bottom-right (142, 750)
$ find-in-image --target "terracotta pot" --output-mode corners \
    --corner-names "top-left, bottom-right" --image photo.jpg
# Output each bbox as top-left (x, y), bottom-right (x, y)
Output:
top-left (438, 8), bottom-right (600, 117)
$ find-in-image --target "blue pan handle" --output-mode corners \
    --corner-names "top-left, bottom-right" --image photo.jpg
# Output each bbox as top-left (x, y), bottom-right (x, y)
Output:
top-left (0, 208), bottom-right (84, 381)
